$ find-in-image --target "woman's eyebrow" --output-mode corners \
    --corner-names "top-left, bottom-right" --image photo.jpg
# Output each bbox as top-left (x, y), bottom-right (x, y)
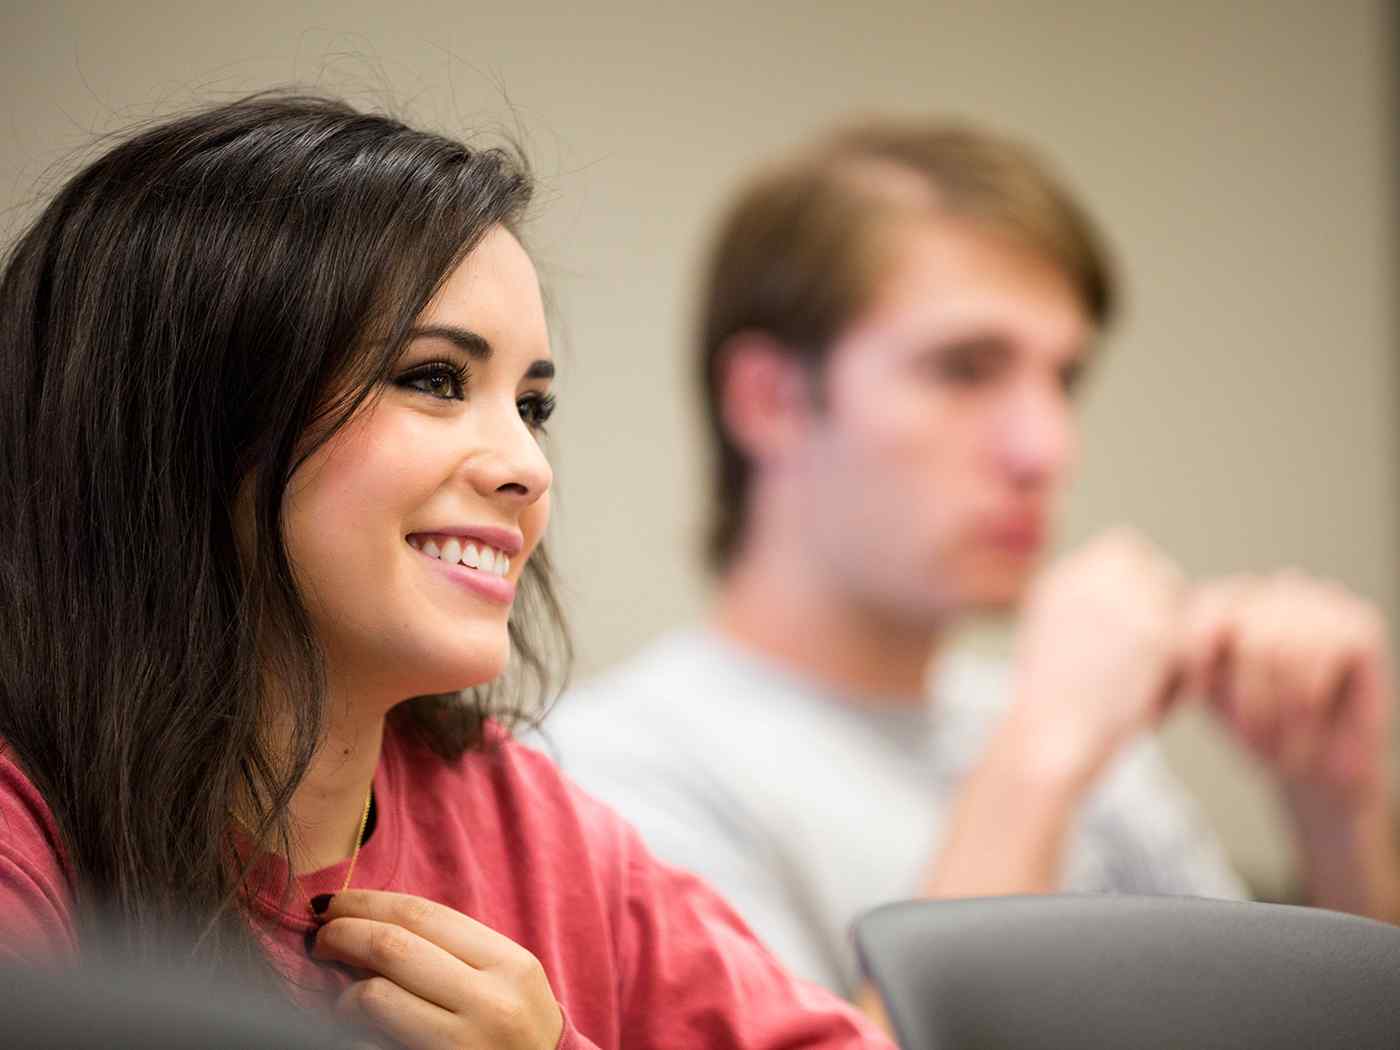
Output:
top-left (407, 325), bottom-right (493, 360)
top-left (407, 326), bottom-right (553, 380)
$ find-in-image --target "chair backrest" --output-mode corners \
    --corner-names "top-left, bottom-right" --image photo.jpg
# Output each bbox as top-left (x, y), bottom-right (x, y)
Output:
top-left (854, 894), bottom-right (1400, 1050)
top-left (0, 957), bottom-right (355, 1050)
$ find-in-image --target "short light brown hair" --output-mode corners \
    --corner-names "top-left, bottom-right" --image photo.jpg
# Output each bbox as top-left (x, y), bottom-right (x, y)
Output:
top-left (698, 119), bottom-right (1117, 570)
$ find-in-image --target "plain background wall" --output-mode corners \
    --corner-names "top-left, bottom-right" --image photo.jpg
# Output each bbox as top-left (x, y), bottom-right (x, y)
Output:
top-left (2, 1), bottom-right (1395, 898)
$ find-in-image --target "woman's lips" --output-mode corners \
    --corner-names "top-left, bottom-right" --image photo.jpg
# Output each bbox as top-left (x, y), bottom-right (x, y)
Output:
top-left (412, 544), bottom-right (516, 604)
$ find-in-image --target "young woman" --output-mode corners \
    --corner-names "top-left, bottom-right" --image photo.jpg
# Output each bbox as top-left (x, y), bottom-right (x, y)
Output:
top-left (0, 93), bottom-right (891, 1049)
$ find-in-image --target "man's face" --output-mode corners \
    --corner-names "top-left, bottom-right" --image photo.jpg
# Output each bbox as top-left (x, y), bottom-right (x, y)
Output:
top-left (789, 214), bottom-right (1092, 626)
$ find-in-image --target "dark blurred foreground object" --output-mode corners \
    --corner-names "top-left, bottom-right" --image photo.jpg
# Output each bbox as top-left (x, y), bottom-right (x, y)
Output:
top-left (0, 956), bottom-right (358, 1049)
top-left (854, 894), bottom-right (1400, 1050)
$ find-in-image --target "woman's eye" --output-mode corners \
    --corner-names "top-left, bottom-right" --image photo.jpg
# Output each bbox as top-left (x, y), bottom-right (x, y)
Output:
top-left (518, 392), bottom-right (556, 431)
top-left (396, 362), bottom-right (467, 401)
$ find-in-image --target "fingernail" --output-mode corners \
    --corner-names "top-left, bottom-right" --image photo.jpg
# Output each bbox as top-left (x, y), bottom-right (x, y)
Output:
top-left (310, 893), bottom-right (334, 916)
top-left (303, 925), bottom-right (318, 957)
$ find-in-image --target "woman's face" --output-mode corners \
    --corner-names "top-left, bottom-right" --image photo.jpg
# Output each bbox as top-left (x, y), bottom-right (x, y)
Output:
top-left (281, 225), bottom-right (555, 704)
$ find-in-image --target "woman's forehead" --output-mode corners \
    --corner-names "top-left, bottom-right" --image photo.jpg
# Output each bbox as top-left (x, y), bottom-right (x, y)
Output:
top-left (420, 227), bottom-right (551, 367)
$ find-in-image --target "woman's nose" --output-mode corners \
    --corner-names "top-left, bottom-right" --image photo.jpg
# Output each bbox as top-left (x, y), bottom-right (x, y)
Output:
top-left (467, 409), bottom-right (553, 506)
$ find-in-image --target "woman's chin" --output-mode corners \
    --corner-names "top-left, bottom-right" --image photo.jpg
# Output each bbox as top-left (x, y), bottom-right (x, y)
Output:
top-left (325, 626), bottom-right (512, 708)
top-left (404, 642), bottom-right (511, 698)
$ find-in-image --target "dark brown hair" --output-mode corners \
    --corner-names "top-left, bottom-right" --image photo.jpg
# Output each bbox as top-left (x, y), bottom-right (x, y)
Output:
top-left (0, 91), bottom-right (569, 975)
top-left (699, 120), bottom-right (1117, 569)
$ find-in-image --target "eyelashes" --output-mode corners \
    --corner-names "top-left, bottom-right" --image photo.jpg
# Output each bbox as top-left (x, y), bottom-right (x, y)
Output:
top-left (394, 359), bottom-right (469, 401)
top-left (392, 358), bottom-right (556, 431)
top-left (517, 392), bottom-right (556, 431)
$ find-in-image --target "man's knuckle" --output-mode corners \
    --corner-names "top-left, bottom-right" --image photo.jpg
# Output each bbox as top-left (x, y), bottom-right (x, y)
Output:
top-left (1356, 614), bottom-right (1387, 652)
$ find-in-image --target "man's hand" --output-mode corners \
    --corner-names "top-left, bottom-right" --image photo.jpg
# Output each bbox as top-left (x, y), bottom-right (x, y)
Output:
top-left (927, 530), bottom-right (1191, 899)
top-left (1175, 571), bottom-right (1398, 920)
top-left (1179, 571), bottom-right (1393, 806)
top-left (309, 890), bottom-right (564, 1050)
top-left (1006, 528), bottom-right (1190, 789)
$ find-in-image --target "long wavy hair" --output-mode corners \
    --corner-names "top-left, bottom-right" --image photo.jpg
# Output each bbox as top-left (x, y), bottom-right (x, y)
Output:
top-left (0, 91), bottom-right (570, 973)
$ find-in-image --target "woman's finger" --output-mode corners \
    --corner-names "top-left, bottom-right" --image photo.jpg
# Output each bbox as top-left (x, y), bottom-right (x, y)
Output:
top-left (334, 975), bottom-right (460, 1050)
top-left (313, 916), bottom-right (476, 1012)
top-left (319, 890), bottom-right (514, 969)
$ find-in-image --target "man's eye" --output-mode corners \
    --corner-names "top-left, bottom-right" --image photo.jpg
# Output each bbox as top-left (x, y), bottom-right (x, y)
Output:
top-left (1059, 362), bottom-right (1086, 396)
top-left (939, 356), bottom-right (995, 384)
top-left (518, 392), bottom-right (557, 431)
top-left (396, 362), bottom-right (467, 401)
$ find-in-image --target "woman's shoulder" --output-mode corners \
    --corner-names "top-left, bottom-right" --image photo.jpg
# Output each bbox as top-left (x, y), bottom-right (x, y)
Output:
top-left (0, 746), bottom-right (69, 866)
top-left (385, 718), bottom-right (637, 859)
top-left (0, 745), bottom-right (79, 959)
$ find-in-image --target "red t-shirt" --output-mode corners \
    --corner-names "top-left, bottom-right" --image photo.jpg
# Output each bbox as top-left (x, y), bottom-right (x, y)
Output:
top-left (0, 726), bottom-right (892, 1050)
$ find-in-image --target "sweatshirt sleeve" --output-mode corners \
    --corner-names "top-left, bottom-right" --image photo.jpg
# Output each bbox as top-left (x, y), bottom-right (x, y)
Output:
top-left (0, 750), bottom-right (78, 961)
top-left (555, 1015), bottom-right (605, 1050)
top-left (611, 812), bottom-right (893, 1050)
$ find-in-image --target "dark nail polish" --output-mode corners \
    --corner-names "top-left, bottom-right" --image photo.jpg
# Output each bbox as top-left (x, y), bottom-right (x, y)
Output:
top-left (303, 925), bottom-right (318, 957)
top-left (310, 893), bottom-right (334, 915)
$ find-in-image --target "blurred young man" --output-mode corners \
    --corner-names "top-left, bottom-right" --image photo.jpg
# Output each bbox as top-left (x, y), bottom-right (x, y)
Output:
top-left (538, 122), bottom-right (1400, 997)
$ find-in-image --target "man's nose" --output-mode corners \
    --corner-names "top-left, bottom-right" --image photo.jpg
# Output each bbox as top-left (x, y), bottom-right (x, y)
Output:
top-left (996, 384), bottom-right (1077, 487)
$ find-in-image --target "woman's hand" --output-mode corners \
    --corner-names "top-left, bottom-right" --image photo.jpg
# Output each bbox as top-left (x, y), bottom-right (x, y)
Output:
top-left (309, 890), bottom-right (564, 1050)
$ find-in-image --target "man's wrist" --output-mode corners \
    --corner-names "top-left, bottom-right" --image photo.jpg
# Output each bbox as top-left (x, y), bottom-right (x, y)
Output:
top-left (924, 712), bottom-right (1092, 899)
top-left (1285, 782), bottom-right (1400, 922)
top-left (989, 704), bottom-right (1106, 803)
top-left (1283, 769), bottom-right (1392, 833)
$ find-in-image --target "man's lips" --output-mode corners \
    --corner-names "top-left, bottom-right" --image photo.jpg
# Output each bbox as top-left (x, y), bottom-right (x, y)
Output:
top-left (982, 517), bottom-right (1047, 553)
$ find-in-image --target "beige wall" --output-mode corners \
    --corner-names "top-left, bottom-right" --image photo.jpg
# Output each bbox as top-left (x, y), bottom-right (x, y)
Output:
top-left (2, 0), bottom-right (1394, 897)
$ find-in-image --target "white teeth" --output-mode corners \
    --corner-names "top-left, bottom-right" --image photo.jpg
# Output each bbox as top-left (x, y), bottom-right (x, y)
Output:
top-left (412, 535), bottom-right (513, 577)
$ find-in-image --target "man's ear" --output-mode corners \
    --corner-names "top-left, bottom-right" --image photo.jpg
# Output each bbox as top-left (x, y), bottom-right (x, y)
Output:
top-left (714, 331), bottom-right (817, 467)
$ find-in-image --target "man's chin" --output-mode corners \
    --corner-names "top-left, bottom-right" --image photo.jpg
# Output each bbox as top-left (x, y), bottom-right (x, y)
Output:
top-left (957, 570), bottom-right (1035, 613)
top-left (960, 595), bottom-right (1024, 617)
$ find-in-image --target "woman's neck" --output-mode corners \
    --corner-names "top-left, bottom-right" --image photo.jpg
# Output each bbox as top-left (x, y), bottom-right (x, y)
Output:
top-left (286, 709), bottom-right (385, 875)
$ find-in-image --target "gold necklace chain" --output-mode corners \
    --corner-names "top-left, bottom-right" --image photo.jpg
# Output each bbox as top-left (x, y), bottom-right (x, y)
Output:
top-left (310, 783), bottom-right (375, 912)
top-left (233, 782), bottom-right (375, 914)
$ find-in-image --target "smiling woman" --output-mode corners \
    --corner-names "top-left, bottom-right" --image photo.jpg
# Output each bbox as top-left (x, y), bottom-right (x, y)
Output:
top-left (279, 228), bottom-right (558, 719)
top-left (0, 92), bottom-right (892, 1050)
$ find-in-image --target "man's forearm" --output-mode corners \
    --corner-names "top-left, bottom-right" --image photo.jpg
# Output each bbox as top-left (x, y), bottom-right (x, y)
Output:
top-left (922, 713), bottom-right (1091, 898)
top-left (1288, 786), bottom-right (1400, 924)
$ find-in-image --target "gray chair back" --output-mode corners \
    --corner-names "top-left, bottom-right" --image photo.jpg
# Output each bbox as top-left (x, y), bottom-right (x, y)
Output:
top-left (0, 957), bottom-right (356, 1049)
top-left (854, 895), bottom-right (1400, 1050)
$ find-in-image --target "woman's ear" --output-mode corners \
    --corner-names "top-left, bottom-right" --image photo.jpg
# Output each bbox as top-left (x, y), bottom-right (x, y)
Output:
top-left (714, 332), bottom-right (817, 469)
